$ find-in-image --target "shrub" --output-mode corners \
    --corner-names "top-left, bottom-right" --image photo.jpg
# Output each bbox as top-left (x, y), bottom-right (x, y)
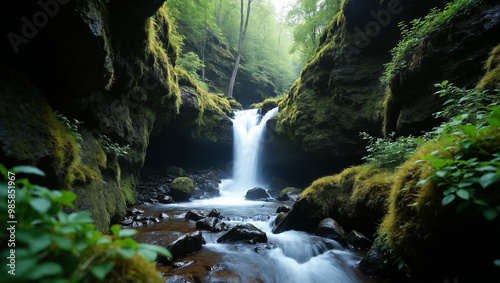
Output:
top-left (0, 165), bottom-right (170, 282)
top-left (360, 132), bottom-right (425, 169)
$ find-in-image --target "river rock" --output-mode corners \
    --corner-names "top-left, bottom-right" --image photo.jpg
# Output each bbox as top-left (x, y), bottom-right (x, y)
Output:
top-left (196, 217), bottom-right (219, 231)
top-left (167, 231), bottom-right (204, 261)
top-left (315, 218), bottom-right (347, 246)
top-left (185, 210), bottom-right (206, 222)
top-left (165, 275), bottom-right (196, 283)
top-left (244, 187), bottom-right (270, 200)
top-left (120, 218), bottom-right (133, 226)
top-left (133, 231), bottom-right (203, 263)
top-left (159, 213), bottom-right (169, 219)
top-left (170, 177), bottom-right (194, 201)
top-left (347, 230), bottom-right (373, 250)
top-left (275, 212), bottom-right (286, 226)
top-left (159, 195), bottom-right (175, 204)
top-left (208, 208), bottom-right (221, 218)
top-left (276, 205), bottom-right (291, 213)
top-left (217, 224), bottom-right (267, 244)
top-left (277, 187), bottom-right (302, 201)
top-left (358, 245), bottom-right (386, 278)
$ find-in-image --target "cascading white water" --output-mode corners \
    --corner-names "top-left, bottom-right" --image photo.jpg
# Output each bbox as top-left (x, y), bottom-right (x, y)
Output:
top-left (219, 107), bottom-right (279, 197)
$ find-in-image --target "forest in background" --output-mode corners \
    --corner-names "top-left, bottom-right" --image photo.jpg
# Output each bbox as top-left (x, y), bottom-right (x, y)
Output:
top-left (166, 0), bottom-right (341, 98)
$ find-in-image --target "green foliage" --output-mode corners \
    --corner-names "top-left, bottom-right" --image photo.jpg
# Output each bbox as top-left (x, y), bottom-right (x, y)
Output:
top-left (98, 134), bottom-right (129, 157)
top-left (382, 0), bottom-right (484, 84)
top-left (360, 132), bottom-right (425, 169)
top-left (417, 104), bottom-right (500, 221)
top-left (0, 165), bottom-right (170, 282)
top-left (286, 0), bottom-right (341, 67)
top-left (177, 52), bottom-right (206, 88)
top-left (54, 112), bottom-right (83, 142)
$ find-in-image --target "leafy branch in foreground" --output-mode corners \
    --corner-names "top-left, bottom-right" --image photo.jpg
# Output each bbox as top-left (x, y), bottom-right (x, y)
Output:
top-left (0, 165), bottom-right (170, 282)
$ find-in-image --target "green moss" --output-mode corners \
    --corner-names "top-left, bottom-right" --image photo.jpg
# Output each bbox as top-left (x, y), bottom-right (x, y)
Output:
top-left (106, 254), bottom-right (163, 283)
top-left (171, 177), bottom-right (194, 194)
top-left (166, 166), bottom-right (185, 177)
top-left (477, 43), bottom-right (500, 90)
top-left (278, 187), bottom-right (302, 199)
top-left (250, 97), bottom-right (282, 114)
top-left (176, 67), bottom-right (234, 141)
top-left (379, 128), bottom-right (500, 280)
top-left (275, 3), bottom-right (386, 152)
top-left (300, 165), bottom-right (393, 220)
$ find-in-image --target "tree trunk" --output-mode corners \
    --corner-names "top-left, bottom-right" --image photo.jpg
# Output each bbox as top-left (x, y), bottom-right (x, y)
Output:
top-left (227, 0), bottom-right (252, 97)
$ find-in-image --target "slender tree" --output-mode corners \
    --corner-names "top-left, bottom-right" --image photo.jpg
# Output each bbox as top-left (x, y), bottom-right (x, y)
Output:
top-left (227, 0), bottom-right (252, 97)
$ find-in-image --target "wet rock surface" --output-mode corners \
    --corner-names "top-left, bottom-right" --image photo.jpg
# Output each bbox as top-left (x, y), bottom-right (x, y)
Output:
top-left (245, 186), bottom-right (270, 200)
top-left (315, 218), bottom-right (347, 246)
top-left (347, 230), bottom-right (373, 250)
top-left (136, 166), bottom-right (229, 204)
top-left (217, 223), bottom-right (268, 244)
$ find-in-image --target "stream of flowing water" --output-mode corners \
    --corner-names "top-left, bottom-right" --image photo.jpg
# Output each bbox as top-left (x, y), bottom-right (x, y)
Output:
top-left (136, 108), bottom-right (376, 282)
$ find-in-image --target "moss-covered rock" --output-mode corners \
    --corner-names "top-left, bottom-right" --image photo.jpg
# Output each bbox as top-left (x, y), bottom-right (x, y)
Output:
top-left (477, 43), bottom-right (500, 90)
top-left (275, 0), bottom-right (450, 156)
top-left (166, 166), bottom-right (186, 177)
top-left (379, 130), bottom-right (500, 281)
top-left (170, 177), bottom-right (194, 202)
top-left (383, 0), bottom-right (500, 136)
top-left (250, 97), bottom-right (282, 115)
top-left (273, 165), bottom-right (393, 236)
top-left (277, 187), bottom-right (302, 201)
top-left (0, 1), bottom-right (180, 231)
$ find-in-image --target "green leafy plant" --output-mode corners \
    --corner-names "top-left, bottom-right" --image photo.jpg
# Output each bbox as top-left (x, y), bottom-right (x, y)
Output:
top-left (99, 134), bottom-right (130, 157)
top-left (360, 132), bottom-right (425, 169)
top-left (54, 112), bottom-right (83, 141)
top-left (0, 165), bottom-right (171, 282)
top-left (382, 0), bottom-right (484, 84)
top-left (417, 106), bottom-right (500, 221)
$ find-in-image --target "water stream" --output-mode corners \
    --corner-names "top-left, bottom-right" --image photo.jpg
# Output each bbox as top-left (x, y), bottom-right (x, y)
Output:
top-left (136, 108), bottom-right (377, 282)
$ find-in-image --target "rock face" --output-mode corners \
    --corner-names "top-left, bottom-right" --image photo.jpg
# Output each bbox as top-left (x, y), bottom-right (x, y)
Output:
top-left (244, 187), bottom-right (270, 200)
top-left (0, 0), bottom-right (181, 231)
top-left (275, 0), bottom-right (452, 157)
top-left (384, 1), bottom-right (500, 136)
top-left (217, 224), bottom-right (267, 244)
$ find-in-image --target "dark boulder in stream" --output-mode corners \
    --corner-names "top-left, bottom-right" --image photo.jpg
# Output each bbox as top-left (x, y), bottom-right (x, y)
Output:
top-left (133, 231), bottom-right (203, 263)
top-left (217, 224), bottom-right (267, 244)
top-left (244, 187), bottom-right (270, 200)
top-left (315, 218), bottom-right (347, 247)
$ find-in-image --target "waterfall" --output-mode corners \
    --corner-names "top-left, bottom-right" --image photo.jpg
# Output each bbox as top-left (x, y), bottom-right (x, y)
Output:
top-left (219, 107), bottom-right (279, 197)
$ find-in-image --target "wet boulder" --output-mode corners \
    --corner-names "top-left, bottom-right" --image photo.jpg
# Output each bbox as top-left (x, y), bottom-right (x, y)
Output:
top-left (217, 224), bottom-right (267, 244)
top-left (196, 217), bottom-right (219, 232)
top-left (170, 177), bottom-right (194, 201)
top-left (315, 218), bottom-right (347, 246)
top-left (347, 230), bottom-right (373, 250)
top-left (275, 212), bottom-right (286, 226)
top-left (167, 231), bottom-right (204, 262)
top-left (158, 195), bottom-right (175, 204)
top-left (208, 208), bottom-right (221, 218)
top-left (244, 187), bottom-right (270, 200)
top-left (277, 187), bottom-right (302, 201)
top-left (276, 205), bottom-right (291, 213)
top-left (185, 210), bottom-right (206, 222)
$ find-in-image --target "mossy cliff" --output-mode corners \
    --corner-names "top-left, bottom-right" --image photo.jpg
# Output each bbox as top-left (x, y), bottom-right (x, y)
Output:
top-left (0, 0), bottom-right (187, 231)
top-left (274, 165), bottom-right (393, 236)
top-left (383, 0), bottom-right (500, 136)
top-left (274, 0), bottom-right (450, 156)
